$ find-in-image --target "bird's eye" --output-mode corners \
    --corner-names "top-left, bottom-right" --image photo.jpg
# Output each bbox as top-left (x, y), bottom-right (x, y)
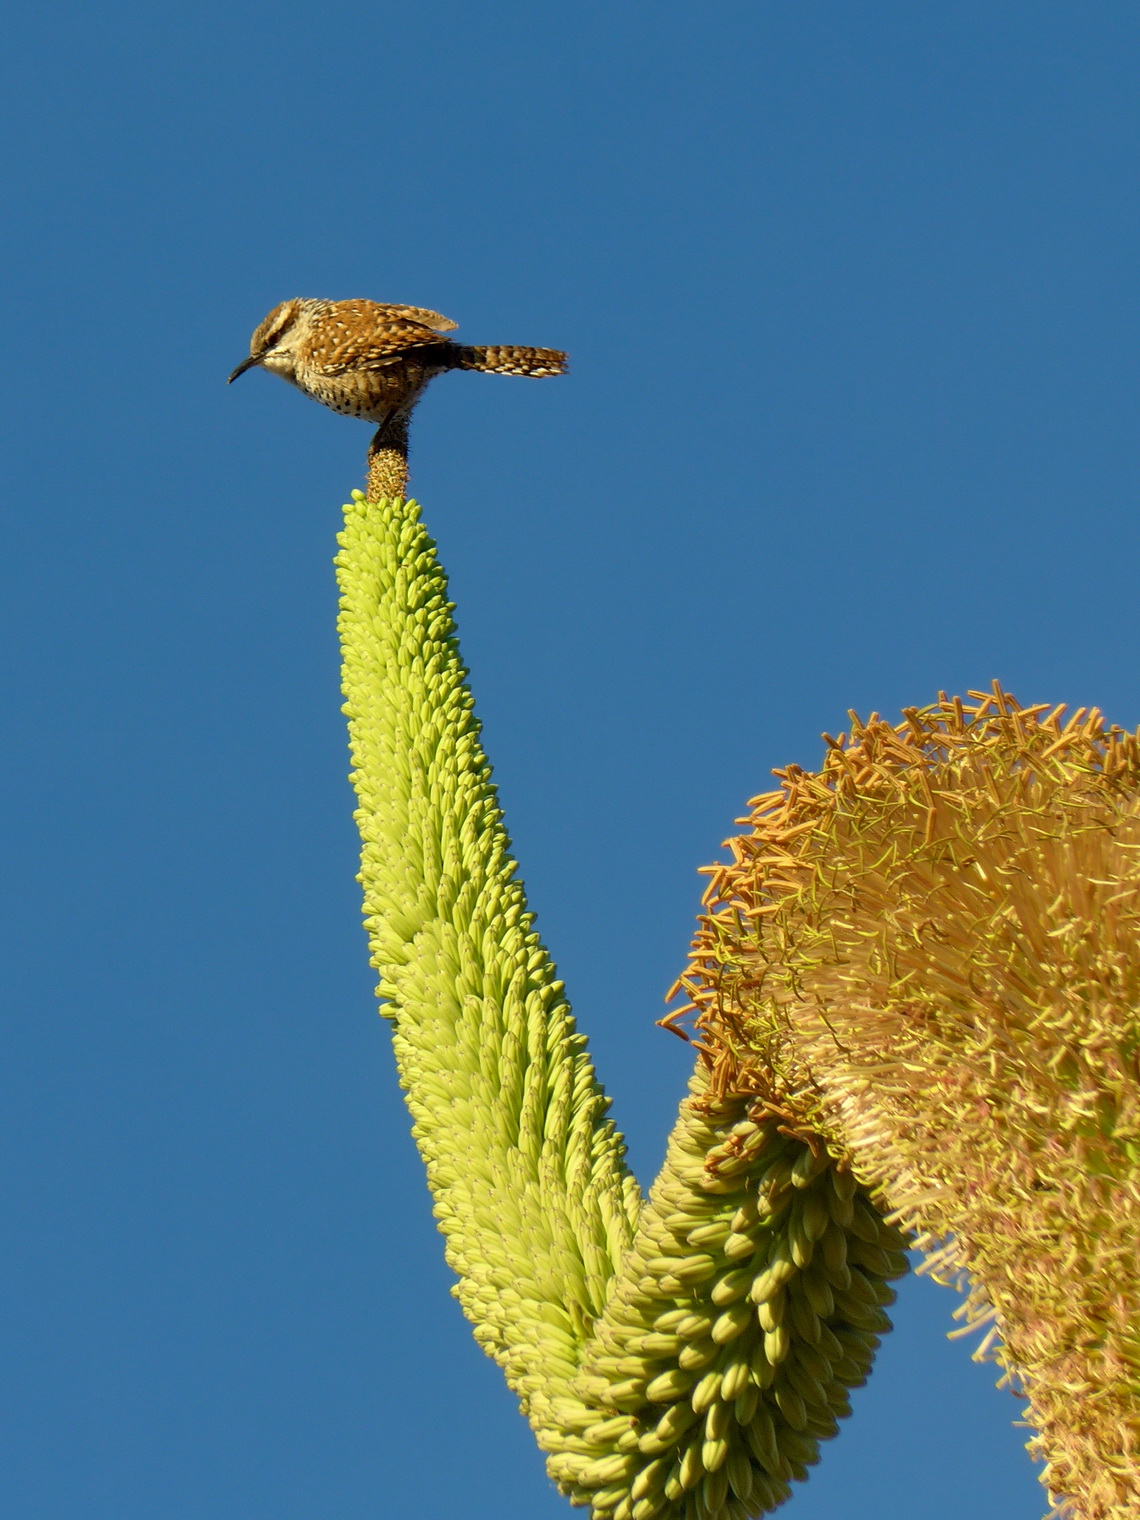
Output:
top-left (261, 316), bottom-right (296, 353)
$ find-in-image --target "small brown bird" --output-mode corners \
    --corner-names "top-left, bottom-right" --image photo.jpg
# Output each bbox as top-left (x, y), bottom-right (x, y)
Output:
top-left (229, 298), bottom-right (567, 499)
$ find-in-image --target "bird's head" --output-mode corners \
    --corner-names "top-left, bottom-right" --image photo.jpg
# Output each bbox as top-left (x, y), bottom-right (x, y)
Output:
top-left (228, 298), bottom-right (307, 383)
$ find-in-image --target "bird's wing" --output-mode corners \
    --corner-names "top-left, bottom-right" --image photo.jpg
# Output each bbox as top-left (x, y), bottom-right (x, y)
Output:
top-left (376, 304), bottom-right (458, 333)
top-left (312, 304), bottom-right (456, 374)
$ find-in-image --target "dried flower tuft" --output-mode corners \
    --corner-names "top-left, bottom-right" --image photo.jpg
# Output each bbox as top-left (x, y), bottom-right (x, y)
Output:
top-left (673, 684), bottom-right (1140, 1520)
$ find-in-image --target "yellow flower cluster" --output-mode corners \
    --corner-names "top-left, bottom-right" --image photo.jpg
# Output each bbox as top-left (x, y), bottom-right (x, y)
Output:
top-left (676, 686), bottom-right (1140, 1520)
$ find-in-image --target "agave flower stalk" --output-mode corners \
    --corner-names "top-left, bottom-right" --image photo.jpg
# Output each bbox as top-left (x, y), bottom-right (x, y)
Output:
top-left (675, 688), bottom-right (1140, 1520)
top-left (336, 492), bottom-right (905, 1520)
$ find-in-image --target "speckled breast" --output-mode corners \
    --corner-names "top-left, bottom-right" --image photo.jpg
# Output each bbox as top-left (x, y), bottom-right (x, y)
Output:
top-left (297, 355), bottom-right (450, 423)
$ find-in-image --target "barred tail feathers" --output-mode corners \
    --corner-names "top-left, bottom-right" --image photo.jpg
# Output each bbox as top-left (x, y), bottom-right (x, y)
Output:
top-left (452, 344), bottom-right (568, 376)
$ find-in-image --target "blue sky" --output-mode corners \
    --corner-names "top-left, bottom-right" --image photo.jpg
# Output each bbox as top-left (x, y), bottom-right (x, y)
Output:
top-left (2, 4), bottom-right (1136, 1517)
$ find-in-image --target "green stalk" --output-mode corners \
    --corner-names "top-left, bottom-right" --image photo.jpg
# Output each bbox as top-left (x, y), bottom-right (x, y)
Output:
top-left (336, 492), bottom-right (904, 1520)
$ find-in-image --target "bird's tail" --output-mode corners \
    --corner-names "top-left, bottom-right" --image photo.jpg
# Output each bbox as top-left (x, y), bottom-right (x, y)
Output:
top-left (451, 344), bottom-right (568, 377)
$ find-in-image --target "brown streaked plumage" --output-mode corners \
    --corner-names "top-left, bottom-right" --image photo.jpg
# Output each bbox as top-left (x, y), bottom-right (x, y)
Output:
top-left (228, 298), bottom-right (568, 500)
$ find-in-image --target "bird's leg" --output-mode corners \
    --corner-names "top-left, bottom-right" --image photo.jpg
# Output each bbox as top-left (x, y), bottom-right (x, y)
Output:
top-left (366, 408), bottom-right (411, 502)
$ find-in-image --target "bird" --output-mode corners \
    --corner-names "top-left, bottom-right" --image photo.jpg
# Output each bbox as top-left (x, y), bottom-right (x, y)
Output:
top-left (228, 299), bottom-right (568, 500)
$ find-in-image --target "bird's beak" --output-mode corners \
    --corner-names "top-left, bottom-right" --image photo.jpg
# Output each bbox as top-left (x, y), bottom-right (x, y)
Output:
top-left (227, 354), bottom-right (261, 383)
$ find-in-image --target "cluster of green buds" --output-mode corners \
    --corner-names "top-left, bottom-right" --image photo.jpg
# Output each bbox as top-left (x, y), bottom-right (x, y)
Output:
top-left (336, 491), bottom-right (908, 1520)
top-left (542, 1077), bottom-right (907, 1520)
